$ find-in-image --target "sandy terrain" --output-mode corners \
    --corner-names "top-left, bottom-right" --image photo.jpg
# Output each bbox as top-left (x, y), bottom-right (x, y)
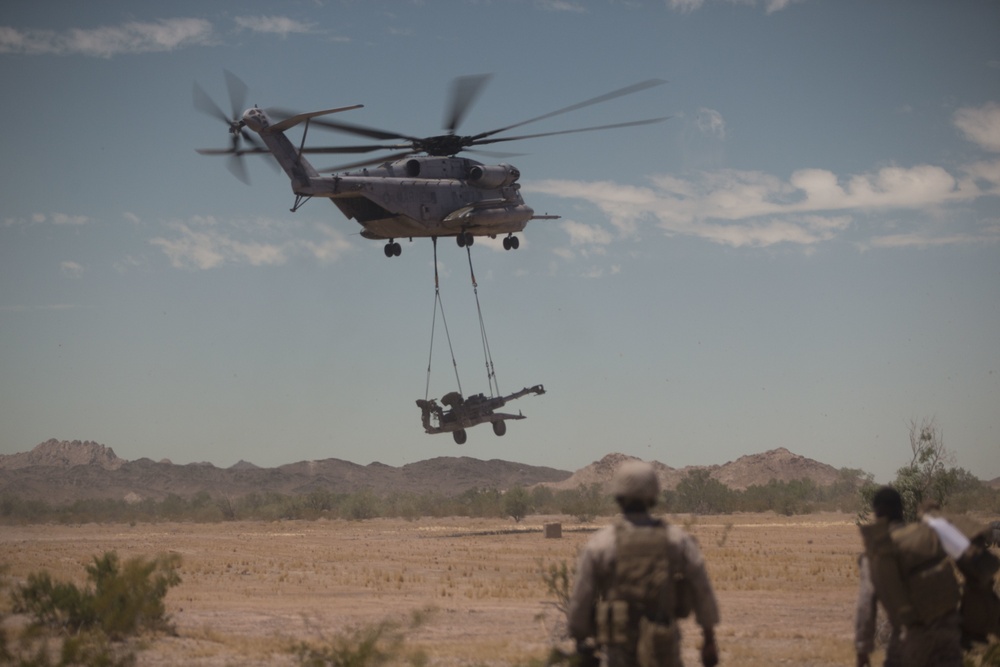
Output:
top-left (1, 513), bottom-right (873, 666)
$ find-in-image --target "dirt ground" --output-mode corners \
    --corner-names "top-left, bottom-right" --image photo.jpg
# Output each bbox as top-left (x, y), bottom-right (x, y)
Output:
top-left (1, 513), bottom-right (875, 666)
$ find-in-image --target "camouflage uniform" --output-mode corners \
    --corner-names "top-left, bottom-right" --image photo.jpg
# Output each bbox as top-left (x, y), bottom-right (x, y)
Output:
top-left (858, 488), bottom-right (963, 667)
top-left (854, 553), bottom-right (902, 667)
top-left (567, 462), bottom-right (719, 667)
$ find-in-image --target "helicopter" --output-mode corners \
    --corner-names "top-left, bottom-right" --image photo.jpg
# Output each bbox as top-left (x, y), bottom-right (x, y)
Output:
top-left (195, 72), bottom-right (667, 258)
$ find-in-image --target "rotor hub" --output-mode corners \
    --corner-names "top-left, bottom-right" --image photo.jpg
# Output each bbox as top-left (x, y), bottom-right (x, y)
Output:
top-left (419, 134), bottom-right (469, 157)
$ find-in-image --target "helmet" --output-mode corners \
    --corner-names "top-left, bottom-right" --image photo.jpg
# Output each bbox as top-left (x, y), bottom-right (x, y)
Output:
top-left (611, 460), bottom-right (660, 505)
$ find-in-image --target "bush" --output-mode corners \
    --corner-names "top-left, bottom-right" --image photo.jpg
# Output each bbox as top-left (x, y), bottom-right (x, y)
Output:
top-left (12, 551), bottom-right (182, 640)
top-left (292, 607), bottom-right (432, 667)
top-left (504, 486), bottom-right (531, 523)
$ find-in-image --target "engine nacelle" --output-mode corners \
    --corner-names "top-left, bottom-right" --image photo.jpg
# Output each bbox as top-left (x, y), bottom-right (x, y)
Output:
top-left (467, 163), bottom-right (520, 189)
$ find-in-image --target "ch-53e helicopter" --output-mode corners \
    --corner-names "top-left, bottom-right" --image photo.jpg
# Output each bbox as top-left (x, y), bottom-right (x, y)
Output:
top-left (195, 72), bottom-right (667, 258)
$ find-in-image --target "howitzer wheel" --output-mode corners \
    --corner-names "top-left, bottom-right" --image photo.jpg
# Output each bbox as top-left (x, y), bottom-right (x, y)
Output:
top-left (453, 429), bottom-right (467, 445)
top-left (492, 420), bottom-right (506, 436)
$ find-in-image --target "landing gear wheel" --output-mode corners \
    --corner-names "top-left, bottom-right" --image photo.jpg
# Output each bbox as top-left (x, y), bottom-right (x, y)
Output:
top-left (492, 420), bottom-right (507, 437)
top-left (510, 235), bottom-right (519, 249)
top-left (502, 236), bottom-right (511, 250)
top-left (384, 241), bottom-right (401, 257)
top-left (453, 429), bottom-right (467, 445)
top-left (457, 232), bottom-right (474, 247)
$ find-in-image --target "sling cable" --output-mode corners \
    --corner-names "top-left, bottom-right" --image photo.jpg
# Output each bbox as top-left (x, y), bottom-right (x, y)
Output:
top-left (415, 237), bottom-right (546, 445)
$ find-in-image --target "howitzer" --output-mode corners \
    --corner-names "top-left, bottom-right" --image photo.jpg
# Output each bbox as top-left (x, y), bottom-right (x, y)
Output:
top-left (416, 384), bottom-right (545, 444)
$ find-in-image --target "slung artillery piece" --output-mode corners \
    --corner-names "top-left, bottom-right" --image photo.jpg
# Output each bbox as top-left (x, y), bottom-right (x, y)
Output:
top-left (416, 385), bottom-right (546, 445)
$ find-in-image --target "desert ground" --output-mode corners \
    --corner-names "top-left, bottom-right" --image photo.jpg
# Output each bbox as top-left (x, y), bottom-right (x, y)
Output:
top-left (1, 512), bottom-right (875, 666)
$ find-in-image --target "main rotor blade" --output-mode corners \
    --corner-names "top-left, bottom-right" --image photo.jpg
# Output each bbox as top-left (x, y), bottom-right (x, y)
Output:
top-left (227, 153), bottom-right (250, 185)
top-left (297, 144), bottom-right (410, 155)
top-left (198, 142), bottom-right (398, 157)
top-left (269, 109), bottom-right (418, 143)
top-left (444, 73), bottom-right (492, 134)
top-left (224, 69), bottom-right (248, 120)
top-left (193, 82), bottom-right (229, 123)
top-left (471, 116), bottom-right (670, 147)
top-left (471, 78), bottom-right (667, 142)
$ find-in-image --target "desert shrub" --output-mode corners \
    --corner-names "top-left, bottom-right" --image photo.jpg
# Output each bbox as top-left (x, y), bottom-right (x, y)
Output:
top-left (343, 489), bottom-right (380, 521)
top-left (556, 484), bottom-right (610, 522)
top-left (857, 418), bottom-right (993, 523)
top-left (292, 608), bottom-right (432, 667)
top-left (452, 487), bottom-right (505, 518)
top-left (12, 571), bottom-right (96, 633)
top-left (504, 486), bottom-right (532, 523)
top-left (738, 479), bottom-right (817, 515)
top-left (12, 551), bottom-right (181, 640)
top-left (674, 469), bottom-right (735, 515)
top-left (539, 560), bottom-right (573, 616)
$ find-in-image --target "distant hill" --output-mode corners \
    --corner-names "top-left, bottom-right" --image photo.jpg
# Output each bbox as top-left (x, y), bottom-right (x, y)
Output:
top-left (0, 440), bottom-right (572, 504)
top-left (0, 438), bottom-right (125, 471)
top-left (541, 447), bottom-right (842, 493)
top-left (0, 440), bottom-right (859, 506)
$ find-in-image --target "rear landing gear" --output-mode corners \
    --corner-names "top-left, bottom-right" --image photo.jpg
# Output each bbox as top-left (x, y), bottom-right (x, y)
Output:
top-left (384, 240), bottom-right (402, 257)
top-left (456, 232), bottom-right (474, 247)
top-left (453, 429), bottom-right (467, 445)
top-left (492, 420), bottom-right (506, 436)
top-left (502, 234), bottom-right (520, 251)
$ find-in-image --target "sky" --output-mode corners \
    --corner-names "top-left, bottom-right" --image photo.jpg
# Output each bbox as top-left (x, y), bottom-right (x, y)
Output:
top-left (1, 0), bottom-right (998, 483)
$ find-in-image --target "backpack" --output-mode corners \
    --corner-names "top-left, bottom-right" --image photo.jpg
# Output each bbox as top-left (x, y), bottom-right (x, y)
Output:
top-left (934, 514), bottom-right (1000, 643)
top-left (861, 518), bottom-right (961, 627)
top-left (596, 517), bottom-right (683, 667)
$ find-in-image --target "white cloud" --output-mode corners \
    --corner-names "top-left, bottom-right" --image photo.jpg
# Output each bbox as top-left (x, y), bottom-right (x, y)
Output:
top-left (561, 220), bottom-right (613, 246)
top-left (763, 0), bottom-right (802, 13)
top-left (666, 0), bottom-right (801, 13)
top-left (534, 0), bottom-right (588, 12)
top-left (50, 213), bottom-right (90, 225)
top-left (697, 108), bottom-right (726, 139)
top-left (866, 224), bottom-right (1000, 250)
top-left (150, 216), bottom-right (353, 270)
top-left (667, 0), bottom-right (705, 12)
top-left (3, 212), bottom-right (89, 226)
top-left (60, 261), bottom-right (84, 279)
top-left (525, 158), bottom-right (1000, 250)
top-left (301, 224), bottom-right (352, 263)
top-left (0, 19), bottom-right (214, 57)
top-left (234, 16), bottom-right (317, 37)
top-left (953, 102), bottom-right (1000, 152)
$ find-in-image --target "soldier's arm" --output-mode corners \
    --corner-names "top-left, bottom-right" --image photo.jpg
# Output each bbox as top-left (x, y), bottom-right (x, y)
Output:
top-left (566, 527), bottom-right (615, 641)
top-left (674, 528), bottom-right (721, 630)
top-left (854, 554), bottom-right (878, 657)
top-left (566, 545), bottom-right (599, 641)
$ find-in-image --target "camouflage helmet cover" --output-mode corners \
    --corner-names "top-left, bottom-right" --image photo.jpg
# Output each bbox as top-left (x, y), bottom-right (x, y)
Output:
top-left (611, 460), bottom-right (660, 504)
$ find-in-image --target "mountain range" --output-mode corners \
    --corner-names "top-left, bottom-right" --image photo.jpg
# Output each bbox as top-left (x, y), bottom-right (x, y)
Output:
top-left (0, 439), bottom-right (862, 505)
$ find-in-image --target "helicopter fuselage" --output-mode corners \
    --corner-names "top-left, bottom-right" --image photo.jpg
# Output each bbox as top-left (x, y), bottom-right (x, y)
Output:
top-left (306, 157), bottom-right (534, 241)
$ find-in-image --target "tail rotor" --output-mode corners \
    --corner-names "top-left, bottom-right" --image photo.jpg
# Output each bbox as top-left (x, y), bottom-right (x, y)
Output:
top-left (194, 70), bottom-right (267, 184)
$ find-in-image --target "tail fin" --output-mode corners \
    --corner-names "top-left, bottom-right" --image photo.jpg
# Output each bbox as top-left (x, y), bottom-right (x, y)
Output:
top-left (246, 105), bottom-right (363, 187)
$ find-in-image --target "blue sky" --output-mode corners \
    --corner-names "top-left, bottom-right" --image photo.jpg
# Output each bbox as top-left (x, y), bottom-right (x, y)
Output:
top-left (2, 0), bottom-right (998, 482)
